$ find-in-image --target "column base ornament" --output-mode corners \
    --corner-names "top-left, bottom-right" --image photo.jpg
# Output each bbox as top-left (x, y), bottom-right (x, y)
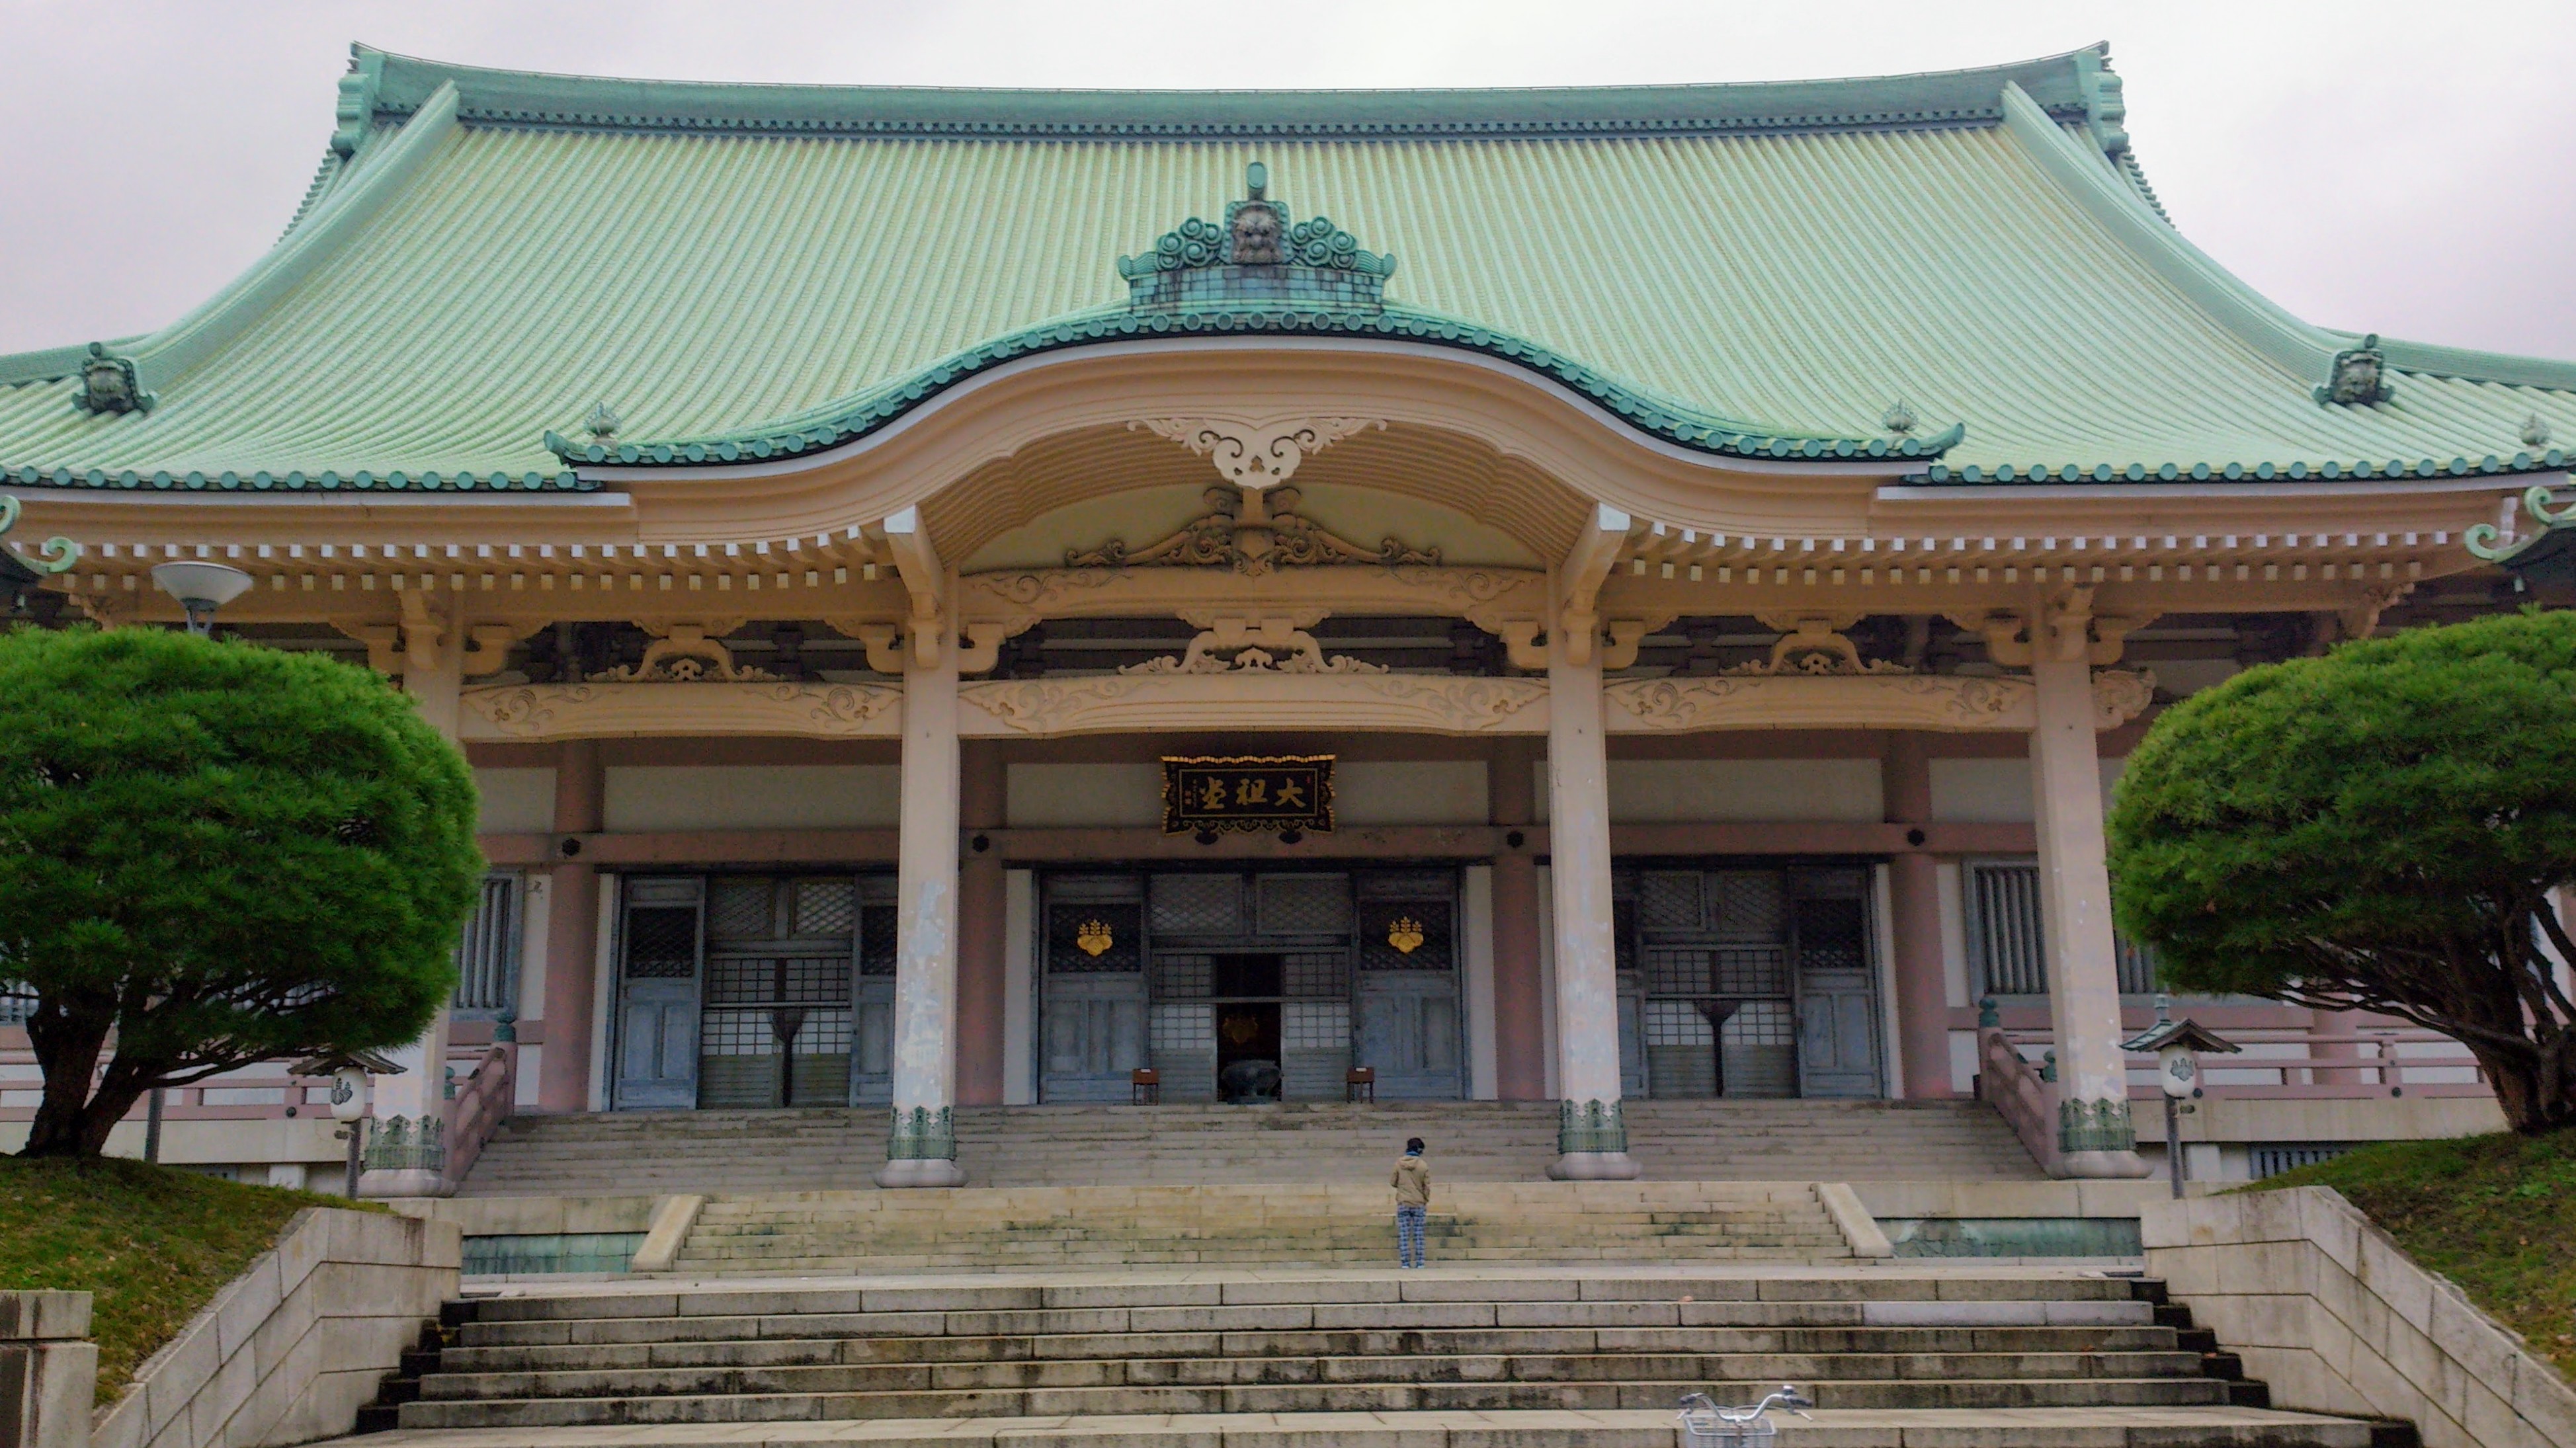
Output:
top-left (874, 1106), bottom-right (964, 1188)
top-left (1548, 1099), bottom-right (1643, 1180)
top-left (2056, 1096), bottom-right (2136, 1154)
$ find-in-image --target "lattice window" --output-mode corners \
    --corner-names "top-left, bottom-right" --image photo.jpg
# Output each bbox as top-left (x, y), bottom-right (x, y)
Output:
top-left (1721, 1000), bottom-right (1797, 1046)
top-left (793, 878), bottom-right (856, 938)
top-left (698, 1010), bottom-right (776, 1056)
top-left (1359, 900), bottom-right (1452, 971)
top-left (1713, 872), bottom-right (1786, 938)
top-left (1640, 871), bottom-right (1704, 930)
top-left (2117, 937), bottom-right (2161, 995)
top-left (1794, 897), bottom-right (1868, 971)
top-left (1283, 1001), bottom-right (1350, 1049)
top-left (1259, 874), bottom-right (1352, 934)
top-left (1152, 874), bottom-right (1241, 934)
top-left (1967, 861), bottom-right (2048, 995)
top-left (859, 905), bottom-right (897, 976)
top-left (1643, 1000), bottom-right (1716, 1046)
top-left (1284, 952), bottom-right (1349, 998)
top-left (782, 955), bottom-right (851, 1005)
top-left (1646, 947), bottom-right (1711, 996)
top-left (708, 879), bottom-right (777, 942)
top-left (1155, 953), bottom-right (1212, 999)
top-left (1048, 903), bottom-right (1142, 972)
top-left (794, 1008), bottom-right (854, 1055)
top-left (1712, 945), bottom-right (1788, 996)
top-left (703, 956), bottom-right (773, 1006)
top-left (1614, 898), bottom-right (1636, 975)
top-left (1151, 1004), bottom-right (1214, 1051)
top-left (622, 906), bottom-right (698, 979)
top-left (452, 873), bottom-right (523, 1014)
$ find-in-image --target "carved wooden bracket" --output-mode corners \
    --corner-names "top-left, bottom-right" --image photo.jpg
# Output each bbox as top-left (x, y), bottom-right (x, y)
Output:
top-left (593, 623), bottom-right (773, 683)
top-left (335, 621), bottom-right (402, 675)
top-left (1556, 503), bottom-right (1632, 668)
top-left (1124, 614), bottom-right (1383, 676)
top-left (880, 506), bottom-right (944, 668)
top-left (1128, 416), bottom-right (1385, 489)
top-left (1950, 592), bottom-right (2158, 668)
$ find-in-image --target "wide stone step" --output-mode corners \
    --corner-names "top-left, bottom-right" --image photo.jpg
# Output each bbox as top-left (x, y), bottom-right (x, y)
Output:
top-left (457, 1100), bottom-right (2044, 1195)
top-left (420, 1347), bottom-right (2211, 1402)
top-left (397, 1373), bottom-right (2235, 1428)
top-left (340, 1405), bottom-right (2383, 1448)
top-left (442, 1322), bottom-right (2182, 1372)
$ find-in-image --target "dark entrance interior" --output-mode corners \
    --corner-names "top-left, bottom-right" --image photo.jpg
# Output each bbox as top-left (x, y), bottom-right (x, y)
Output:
top-left (1214, 953), bottom-right (1283, 1102)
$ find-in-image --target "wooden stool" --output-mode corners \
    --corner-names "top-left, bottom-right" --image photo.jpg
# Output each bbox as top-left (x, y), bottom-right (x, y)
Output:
top-left (1130, 1067), bottom-right (1161, 1105)
top-left (1345, 1066), bottom-right (1376, 1102)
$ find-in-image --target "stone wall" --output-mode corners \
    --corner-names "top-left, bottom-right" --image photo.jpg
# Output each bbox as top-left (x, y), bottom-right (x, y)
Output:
top-left (2143, 1187), bottom-right (2576, 1448)
top-left (89, 1209), bottom-right (458, 1448)
top-left (2, 1292), bottom-right (95, 1448)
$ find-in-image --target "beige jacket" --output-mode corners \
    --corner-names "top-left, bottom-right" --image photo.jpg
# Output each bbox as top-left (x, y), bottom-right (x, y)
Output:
top-left (1392, 1153), bottom-right (1431, 1209)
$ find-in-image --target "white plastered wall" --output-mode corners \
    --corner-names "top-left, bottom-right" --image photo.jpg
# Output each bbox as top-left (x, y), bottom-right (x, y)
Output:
top-left (1543, 759), bottom-right (1883, 823)
top-left (603, 766), bottom-right (899, 830)
top-left (514, 873), bottom-right (551, 1107)
top-left (472, 768), bottom-right (556, 832)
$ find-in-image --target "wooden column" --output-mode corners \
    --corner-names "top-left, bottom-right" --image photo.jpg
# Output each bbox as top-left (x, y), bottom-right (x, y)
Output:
top-left (878, 640), bottom-right (966, 1187)
top-left (953, 741), bottom-right (1008, 1107)
top-left (1488, 742), bottom-right (1547, 1102)
top-left (2030, 655), bottom-right (2148, 1178)
top-left (537, 739), bottom-right (603, 1114)
top-left (1884, 733), bottom-right (1953, 1099)
top-left (1545, 649), bottom-right (1640, 1179)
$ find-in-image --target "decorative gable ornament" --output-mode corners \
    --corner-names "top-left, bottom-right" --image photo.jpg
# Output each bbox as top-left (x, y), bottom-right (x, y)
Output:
top-left (1118, 162), bottom-right (1397, 313)
top-left (2315, 334), bottom-right (2394, 407)
top-left (73, 343), bottom-right (153, 417)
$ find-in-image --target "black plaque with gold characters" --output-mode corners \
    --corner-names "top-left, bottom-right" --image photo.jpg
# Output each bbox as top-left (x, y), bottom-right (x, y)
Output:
top-left (1161, 754), bottom-right (1335, 835)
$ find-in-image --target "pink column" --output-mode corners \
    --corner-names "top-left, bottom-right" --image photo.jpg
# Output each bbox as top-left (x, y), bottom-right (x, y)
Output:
top-left (537, 739), bottom-right (604, 1113)
top-left (952, 741), bottom-right (1009, 1107)
top-left (1488, 743), bottom-right (1546, 1101)
top-left (1884, 733), bottom-right (1954, 1099)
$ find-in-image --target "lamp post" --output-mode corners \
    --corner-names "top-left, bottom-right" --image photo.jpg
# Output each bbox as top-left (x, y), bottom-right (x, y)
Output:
top-left (2122, 994), bottom-right (2241, 1198)
top-left (149, 561), bottom-right (255, 635)
top-left (295, 1050), bottom-right (403, 1197)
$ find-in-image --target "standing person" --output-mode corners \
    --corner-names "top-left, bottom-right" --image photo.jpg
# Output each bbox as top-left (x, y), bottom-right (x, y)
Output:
top-left (1392, 1137), bottom-right (1431, 1269)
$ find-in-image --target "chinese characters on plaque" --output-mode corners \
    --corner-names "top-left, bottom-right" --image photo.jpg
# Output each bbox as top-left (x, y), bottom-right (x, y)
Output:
top-left (1161, 754), bottom-right (1335, 835)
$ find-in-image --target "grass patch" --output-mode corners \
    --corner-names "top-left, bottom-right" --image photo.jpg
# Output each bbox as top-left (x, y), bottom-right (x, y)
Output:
top-left (2250, 1131), bottom-right (2576, 1382)
top-left (0, 1155), bottom-right (374, 1405)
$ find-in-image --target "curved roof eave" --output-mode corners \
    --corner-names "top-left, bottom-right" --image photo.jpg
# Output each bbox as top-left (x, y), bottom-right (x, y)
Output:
top-left (546, 303), bottom-right (1960, 473)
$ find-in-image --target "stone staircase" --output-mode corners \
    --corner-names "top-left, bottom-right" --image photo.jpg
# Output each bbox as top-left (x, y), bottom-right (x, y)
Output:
top-left (458, 1099), bottom-right (2042, 1197)
top-left (673, 1182), bottom-right (1852, 1274)
top-left (356, 1268), bottom-right (2382, 1447)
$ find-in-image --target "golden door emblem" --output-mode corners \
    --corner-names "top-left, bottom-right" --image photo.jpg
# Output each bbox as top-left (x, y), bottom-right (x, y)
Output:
top-left (1075, 919), bottom-right (1115, 957)
top-left (1386, 916), bottom-right (1425, 954)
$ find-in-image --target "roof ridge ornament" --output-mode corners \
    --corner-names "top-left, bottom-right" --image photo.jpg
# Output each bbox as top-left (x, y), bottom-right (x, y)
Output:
top-left (2315, 333), bottom-right (2395, 407)
top-left (1118, 162), bottom-right (1396, 312)
top-left (2522, 413), bottom-right (2552, 450)
top-left (73, 343), bottom-right (153, 417)
top-left (1881, 399), bottom-right (1918, 436)
top-left (583, 401), bottom-right (622, 442)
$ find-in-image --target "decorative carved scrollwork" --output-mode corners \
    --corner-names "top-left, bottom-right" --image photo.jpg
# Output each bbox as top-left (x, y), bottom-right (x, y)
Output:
top-left (1128, 417), bottom-right (1385, 489)
top-left (591, 623), bottom-right (774, 682)
top-left (1121, 616), bottom-right (1387, 676)
top-left (1726, 614), bottom-right (1908, 676)
top-left (1066, 483), bottom-right (1438, 577)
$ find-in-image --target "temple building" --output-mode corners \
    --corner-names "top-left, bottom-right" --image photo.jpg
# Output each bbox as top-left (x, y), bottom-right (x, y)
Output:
top-left (0, 42), bottom-right (2552, 1193)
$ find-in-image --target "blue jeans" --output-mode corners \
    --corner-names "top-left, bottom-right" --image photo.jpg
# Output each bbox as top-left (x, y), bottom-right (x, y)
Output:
top-left (1395, 1205), bottom-right (1427, 1268)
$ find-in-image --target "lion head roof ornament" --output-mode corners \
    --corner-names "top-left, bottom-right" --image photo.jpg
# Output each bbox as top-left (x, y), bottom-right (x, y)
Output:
top-left (1118, 163), bottom-right (1397, 312)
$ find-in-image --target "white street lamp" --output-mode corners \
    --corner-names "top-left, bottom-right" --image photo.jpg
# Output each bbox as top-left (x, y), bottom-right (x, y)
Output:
top-left (2123, 995), bottom-right (2241, 1199)
top-left (149, 561), bottom-right (254, 635)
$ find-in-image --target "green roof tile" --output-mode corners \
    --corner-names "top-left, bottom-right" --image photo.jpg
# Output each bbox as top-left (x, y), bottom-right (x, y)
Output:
top-left (1, 44), bottom-right (2571, 493)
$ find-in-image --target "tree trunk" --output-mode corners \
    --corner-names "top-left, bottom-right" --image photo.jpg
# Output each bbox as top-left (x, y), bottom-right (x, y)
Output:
top-left (18, 1004), bottom-right (114, 1158)
top-left (2470, 1035), bottom-right (2576, 1135)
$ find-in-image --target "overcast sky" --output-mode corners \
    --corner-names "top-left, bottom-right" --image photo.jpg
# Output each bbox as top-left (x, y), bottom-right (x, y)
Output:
top-left (4, 0), bottom-right (2573, 360)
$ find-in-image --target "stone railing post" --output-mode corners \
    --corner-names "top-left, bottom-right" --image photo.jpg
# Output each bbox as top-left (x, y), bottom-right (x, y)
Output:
top-left (0, 1291), bottom-right (94, 1448)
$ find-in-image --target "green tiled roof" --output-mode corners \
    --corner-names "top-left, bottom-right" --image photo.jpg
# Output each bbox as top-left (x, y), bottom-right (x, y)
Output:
top-left (3, 43), bottom-right (2573, 496)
